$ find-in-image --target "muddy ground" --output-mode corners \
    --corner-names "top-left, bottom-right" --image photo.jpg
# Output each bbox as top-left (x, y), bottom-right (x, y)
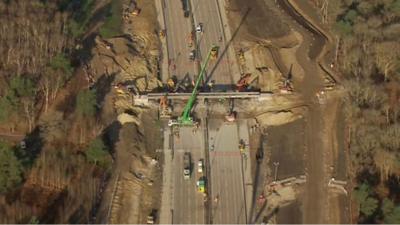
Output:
top-left (267, 119), bottom-right (305, 180)
top-left (227, 0), bottom-right (348, 223)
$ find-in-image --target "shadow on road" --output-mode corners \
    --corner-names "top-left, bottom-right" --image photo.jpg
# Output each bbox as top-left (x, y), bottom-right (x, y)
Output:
top-left (204, 7), bottom-right (251, 86)
top-left (248, 134), bottom-right (265, 223)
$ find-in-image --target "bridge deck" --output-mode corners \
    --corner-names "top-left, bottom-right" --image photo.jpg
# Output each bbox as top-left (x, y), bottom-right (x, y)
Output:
top-left (146, 92), bottom-right (269, 100)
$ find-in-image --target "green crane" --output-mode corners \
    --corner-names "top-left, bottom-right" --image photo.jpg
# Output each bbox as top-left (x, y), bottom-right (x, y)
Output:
top-left (168, 45), bottom-right (218, 126)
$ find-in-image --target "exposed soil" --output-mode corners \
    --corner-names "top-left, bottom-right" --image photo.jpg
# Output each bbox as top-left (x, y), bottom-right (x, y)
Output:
top-left (91, 0), bottom-right (165, 223)
top-left (225, 0), bottom-right (347, 224)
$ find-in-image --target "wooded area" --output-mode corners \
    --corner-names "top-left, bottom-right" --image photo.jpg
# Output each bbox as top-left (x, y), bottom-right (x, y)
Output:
top-left (321, 0), bottom-right (400, 223)
top-left (0, 0), bottom-right (122, 223)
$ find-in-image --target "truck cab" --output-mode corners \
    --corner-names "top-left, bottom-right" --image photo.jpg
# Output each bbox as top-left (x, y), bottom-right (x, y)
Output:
top-left (196, 23), bottom-right (203, 33)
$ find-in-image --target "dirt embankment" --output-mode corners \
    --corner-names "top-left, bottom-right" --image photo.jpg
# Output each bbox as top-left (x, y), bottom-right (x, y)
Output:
top-left (88, 0), bottom-right (164, 223)
top-left (225, 0), bottom-right (302, 95)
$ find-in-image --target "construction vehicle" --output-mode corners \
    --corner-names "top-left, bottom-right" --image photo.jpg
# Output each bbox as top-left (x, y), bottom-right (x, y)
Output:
top-left (236, 73), bottom-right (252, 92)
top-left (126, 0), bottom-right (140, 17)
top-left (197, 176), bottom-right (206, 193)
top-left (280, 78), bottom-right (293, 94)
top-left (236, 73), bottom-right (260, 92)
top-left (146, 209), bottom-right (157, 224)
top-left (187, 32), bottom-right (194, 47)
top-left (239, 139), bottom-right (245, 153)
top-left (225, 99), bottom-right (236, 122)
top-left (211, 46), bottom-right (219, 59)
top-left (183, 152), bottom-right (191, 179)
top-left (238, 49), bottom-right (245, 64)
top-left (113, 82), bottom-right (139, 95)
top-left (196, 23), bottom-right (203, 33)
top-left (159, 95), bottom-right (171, 118)
top-left (159, 29), bottom-right (166, 38)
top-left (146, 215), bottom-right (154, 224)
top-left (189, 50), bottom-right (196, 61)
top-left (168, 45), bottom-right (218, 127)
top-left (182, 0), bottom-right (190, 17)
top-left (167, 76), bottom-right (176, 90)
top-left (173, 73), bottom-right (193, 93)
top-left (197, 159), bottom-right (204, 173)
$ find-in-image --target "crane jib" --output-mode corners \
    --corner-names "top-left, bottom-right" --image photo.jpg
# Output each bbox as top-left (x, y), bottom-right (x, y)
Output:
top-left (179, 45), bottom-right (217, 124)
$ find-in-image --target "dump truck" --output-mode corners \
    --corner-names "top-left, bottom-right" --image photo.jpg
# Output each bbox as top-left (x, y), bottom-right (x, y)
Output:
top-left (183, 152), bottom-right (191, 179)
top-left (197, 176), bottom-right (206, 193)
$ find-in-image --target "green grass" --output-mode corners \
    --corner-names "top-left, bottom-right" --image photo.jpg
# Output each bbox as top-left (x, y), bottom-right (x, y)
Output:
top-left (99, 0), bottom-right (123, 38)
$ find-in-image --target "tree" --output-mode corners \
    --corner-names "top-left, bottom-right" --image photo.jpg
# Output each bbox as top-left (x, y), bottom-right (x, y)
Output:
top-left (0, 96), bottom-right (13, 122)
top-left (0, 141), bottom-right (23, 193)
top-left (375, 42), bottom-right (400, 82)
top-left (76, 89), bottom-right (97, 118)
top-left (9, 76), bottom-right (37, 131)
top-left (353, 183), bottom-right (378, 217)
top-left (382, 198), bottom-right (400, 224)
top-left (9, 76), bottom-right (36, 98)
top-left (335, 20), bottom-right (353, 36)
top-left (49, 53), bottom-right (73, 76)
top-left (99, 0), bottom-right (123, 38)
top-left (85, 138), bottom-right (110, 169)
top-left (41, 54), bottom-right (73, 112)
top-left (385, 206), bottom-right (400, 224)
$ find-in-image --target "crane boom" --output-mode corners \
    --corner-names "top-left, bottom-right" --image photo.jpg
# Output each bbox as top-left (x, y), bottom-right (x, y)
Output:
top-left (177, 45), bottom-right (218, 126)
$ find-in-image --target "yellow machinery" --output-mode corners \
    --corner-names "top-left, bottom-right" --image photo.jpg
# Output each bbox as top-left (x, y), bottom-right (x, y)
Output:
top-left (238, 49), bottom-right (245, 63)
top-left (239, 139), bottom-right (245, 153)
top-left (197, 177), bottom-right (206, 193)
top-left (167, 78), bottom-right (175, 89)
top-left (159, 29), bottom-right (166, 38)
top-left (211, 46), bottom-right (219, 59)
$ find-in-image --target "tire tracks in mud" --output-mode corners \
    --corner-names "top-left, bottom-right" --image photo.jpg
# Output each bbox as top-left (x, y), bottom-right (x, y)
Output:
top-left (274, 0), bottom-right (344, 224)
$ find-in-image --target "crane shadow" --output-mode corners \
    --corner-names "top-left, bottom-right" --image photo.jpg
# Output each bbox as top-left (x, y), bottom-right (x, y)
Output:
top-left (203, 7), bottom-right (251, 87)
top-left (248, 134), bottom-right (265, 224)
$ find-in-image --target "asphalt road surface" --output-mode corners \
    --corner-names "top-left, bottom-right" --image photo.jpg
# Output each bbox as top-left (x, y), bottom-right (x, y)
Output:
top-left (172, 127), bottom-right (205, 224)
top-left (191, 0), bottom-right (235, 87)
top-left (164, 0), bottom-right (197, 80)
top-left (208, 120), bottom-right (247, 224)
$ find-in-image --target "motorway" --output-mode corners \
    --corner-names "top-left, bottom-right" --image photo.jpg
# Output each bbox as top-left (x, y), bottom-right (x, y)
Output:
top-left (208, 119), bottom-right (249, 224)
top-left (172, 127), bottom-right (205, 224)
top-left (190, 0), bottom-right (235, 86)
top-left (164, 0), bottom-right (197, 80)
top-left (159, 0), bottom-right (250, 223)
